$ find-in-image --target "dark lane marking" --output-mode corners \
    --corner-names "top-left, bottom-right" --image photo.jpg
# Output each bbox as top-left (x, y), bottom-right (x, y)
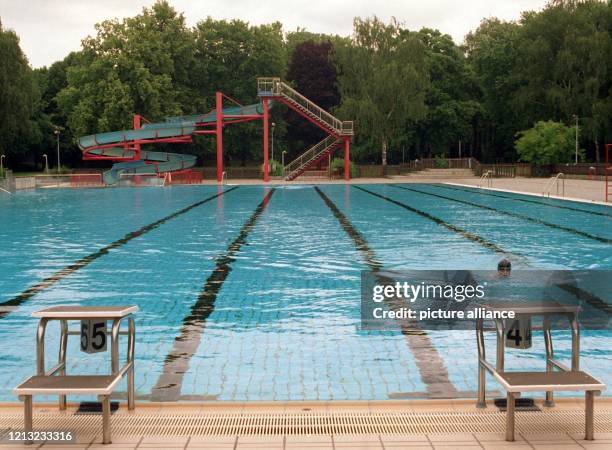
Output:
top-left (435, 184), bottom-right (611, 218)
top-left (354, 186), bottom-right (510, 255)
top-left (151, 188), bottom-right (276, 401)
top-left (315, 187), bottom-right (459, 399)
top-left (390, 185), bottom-right (611, 244)
top-left (0, 187), bottom-right (240, 318)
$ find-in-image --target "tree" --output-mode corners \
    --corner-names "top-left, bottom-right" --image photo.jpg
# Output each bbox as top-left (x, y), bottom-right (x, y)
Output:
top-left (515, 120), bottom-right (576, 166)
top-left (0, 19), bottom-right (40, 164)
top-left (415, 28), bottom-right (482, 159)
top-left (465, 18), bottom-right (522, 161)
top-left (192, 18), bottom-right (286, 165)
top-left (285, 40), bottom-right (339, 158)
top-left (56, 1), bottom-right (196, 139)
top-left (335, 17), bottom-right (429, 172)
top-left (512, 0), bottom-right (612, 162)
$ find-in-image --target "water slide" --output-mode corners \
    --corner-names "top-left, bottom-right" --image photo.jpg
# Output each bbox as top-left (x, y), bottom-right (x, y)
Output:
top-left (78, 103), bottom-right (264, 185)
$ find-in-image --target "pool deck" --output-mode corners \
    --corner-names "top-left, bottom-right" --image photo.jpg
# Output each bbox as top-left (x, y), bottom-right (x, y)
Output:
top-left (1, 398), bottom-right (611, 449)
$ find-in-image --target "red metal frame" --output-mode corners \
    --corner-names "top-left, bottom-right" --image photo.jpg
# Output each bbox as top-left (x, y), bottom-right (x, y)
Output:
top-left (606, 144), bottom-right (611, 203)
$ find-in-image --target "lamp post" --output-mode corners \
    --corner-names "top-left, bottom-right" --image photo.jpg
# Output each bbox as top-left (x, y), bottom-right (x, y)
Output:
top-left (572, 114), bottom-right (579, 164)
top-left (0, 154), bottom-right (5, 176)
top-left (54, 128), bottom-right (61, 173)
top-left (43, 154), bottom-right (48, 174)
top-left (281, 150), bottom-right (287, 177)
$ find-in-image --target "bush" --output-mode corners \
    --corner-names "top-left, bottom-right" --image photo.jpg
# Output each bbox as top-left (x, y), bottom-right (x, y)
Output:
top-left (515, 121), bottom-right (579, 166)
top-left (331, 157), bottom-right (358, 177)
top-left (435, 153), bottom-right (449, 168)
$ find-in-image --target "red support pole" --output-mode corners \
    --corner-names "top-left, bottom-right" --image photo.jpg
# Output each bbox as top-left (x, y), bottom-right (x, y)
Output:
top-left (133, 114), bottom-right (142, 160)
top-left (216, 92), bottom-right (224, 183)
top-left (263, 99), bottom-right (270, 182)
top-left (344, 137), bottom-right (350, 182)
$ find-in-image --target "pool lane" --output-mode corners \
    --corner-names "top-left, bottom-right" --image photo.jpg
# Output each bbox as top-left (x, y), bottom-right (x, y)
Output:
top-left (436, 184), bottom-right (612, 217)
top-left (390, 185), bottom-right (611, 244)
top-left (179, 185), bottom-right (427, 401)
top-left (315, 187), bottom-right (458, 399)
top-left (0, 186), bottom-right (237, 305)
top-left (321, 185), bottom-right (611, 398)
top-left (151, 188), bottom-right (275, 401)
top-left (0, 186), bottom-right (262, 401)
top-left (364, 184), bottom-right (611, 269)
top-left (0, 187), bottom-right (238, 317)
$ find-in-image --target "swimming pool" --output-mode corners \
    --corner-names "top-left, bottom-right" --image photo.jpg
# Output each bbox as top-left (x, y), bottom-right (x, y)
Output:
top-left (0, 184), bottom-right (610, 401)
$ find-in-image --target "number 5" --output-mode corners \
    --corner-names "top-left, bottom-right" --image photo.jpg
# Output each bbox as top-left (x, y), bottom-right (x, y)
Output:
top-left (91, 322), bottom-right (106, 350)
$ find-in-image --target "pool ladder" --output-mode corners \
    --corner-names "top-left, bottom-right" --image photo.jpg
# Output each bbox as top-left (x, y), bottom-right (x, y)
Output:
top-left (478, 170), bottom-right (492, 188)
top-left (542, 173), bottom-right (564, 198)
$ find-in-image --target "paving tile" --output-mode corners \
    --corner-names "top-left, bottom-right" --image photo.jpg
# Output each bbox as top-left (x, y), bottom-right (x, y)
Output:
top-left (580, 444), bottom-right (612, 450)
top-left (88, 445), bottom-right (138, 450)
top-left (474, 432), bottom-right (526, 442)
top-left (139, 435), bottom-right (189, 445)
top-left (428, 433), bottom-right (478, 443)
top-left (520, 433), bottom-right (573, 443)
top-left (380, 434), bottom-right (429, 442)
top-left (89, 435), bottom-right (142, 444)
top-left (332, 444), bottom-right (383, 450)
top-left (285, 446), bottom-right (334, 450)
top-left (187, 436), bottom-right (237, 447)
top-left (530, 445), bottom-right (584, 450)
top-left (480, 444), bottom-right (531, 450)
top-left (434, 443), bottom-right (482, 450)
top-left (383, 445), bottom-right (432, 449)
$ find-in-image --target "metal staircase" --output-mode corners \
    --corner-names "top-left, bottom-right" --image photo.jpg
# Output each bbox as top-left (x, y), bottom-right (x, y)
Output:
top-left (283, 136), bottom-right (343, 181)
top-left (257, 78), bottom-right (353, 181)
top-left (258, 78), bottom-right (353, 136)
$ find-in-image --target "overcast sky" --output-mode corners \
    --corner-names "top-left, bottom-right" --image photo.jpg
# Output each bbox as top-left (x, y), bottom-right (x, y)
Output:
top-left (1, 0), bottom-right (549, 68)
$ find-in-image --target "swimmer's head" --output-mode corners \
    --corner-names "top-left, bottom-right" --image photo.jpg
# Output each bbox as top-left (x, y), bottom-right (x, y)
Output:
top-left (497, 258), bottom-right (511, 275)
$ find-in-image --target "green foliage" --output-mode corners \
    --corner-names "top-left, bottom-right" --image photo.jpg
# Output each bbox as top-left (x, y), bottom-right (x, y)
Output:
top-left (0, 19), bottom-right (41, 161)
top-left (434, 153), bottom-right (449, 168)
top-left (335, 17), bottom-right (429, 163)
top-left (515, 120), bottom-right (575, 166)
top-left (330, 157), bottom-right (357, 177)
top-left (2, 1), bottom-right (611, 169)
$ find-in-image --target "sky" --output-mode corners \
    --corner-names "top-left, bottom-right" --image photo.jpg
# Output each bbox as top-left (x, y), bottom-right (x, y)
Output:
top-left (0, 0), bottom-right (549, 68)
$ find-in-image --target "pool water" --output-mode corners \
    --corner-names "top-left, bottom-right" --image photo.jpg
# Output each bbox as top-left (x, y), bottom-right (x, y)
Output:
top-left (0, 184), bottom-right (610, 401)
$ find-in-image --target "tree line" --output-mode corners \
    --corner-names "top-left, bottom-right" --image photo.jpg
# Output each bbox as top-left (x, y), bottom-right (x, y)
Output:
top-left (0, 0), bottom-right (610, 171)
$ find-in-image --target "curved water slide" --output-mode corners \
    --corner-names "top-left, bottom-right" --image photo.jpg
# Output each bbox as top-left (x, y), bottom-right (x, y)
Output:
top-left (78, 103), bottom-right (264, 185)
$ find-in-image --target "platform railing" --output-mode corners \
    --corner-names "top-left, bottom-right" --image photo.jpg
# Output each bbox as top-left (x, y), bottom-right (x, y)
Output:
top-left (257, 77), bottom-right (353, 136)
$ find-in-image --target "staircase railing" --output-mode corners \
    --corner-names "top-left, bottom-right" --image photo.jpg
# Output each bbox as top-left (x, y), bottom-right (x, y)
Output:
top-left (542, 173), bottom-right (564, 197)
top-left (257, 77), bottom-right (353, 136)
top-left (284, 135), bottom-right (341, 180)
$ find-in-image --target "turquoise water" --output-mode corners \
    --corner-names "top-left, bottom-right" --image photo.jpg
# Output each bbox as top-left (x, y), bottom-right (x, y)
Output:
top-left (0, 184), bottom-right (609, 401)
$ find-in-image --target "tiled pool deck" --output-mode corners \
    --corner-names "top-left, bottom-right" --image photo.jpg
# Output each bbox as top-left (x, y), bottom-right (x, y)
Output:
top-left (1, 398), bottom-right (611, 449)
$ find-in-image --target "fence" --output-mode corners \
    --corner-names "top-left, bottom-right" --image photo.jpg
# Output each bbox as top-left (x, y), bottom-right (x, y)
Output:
top-left (474, 163), bottom-right (532, 178)
top-left (167, 170), bottom-right (203, 185)
top-left (70, 174), bottom-right (104, 187)
top-left (407, 158), bottom-right (476, 170)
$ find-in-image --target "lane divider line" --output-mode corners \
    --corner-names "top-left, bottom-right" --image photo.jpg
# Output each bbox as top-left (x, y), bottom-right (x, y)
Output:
top-left (315, 186), bottom-right (459, 399)
top-left (151, 188), bottom-right (276, 401)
